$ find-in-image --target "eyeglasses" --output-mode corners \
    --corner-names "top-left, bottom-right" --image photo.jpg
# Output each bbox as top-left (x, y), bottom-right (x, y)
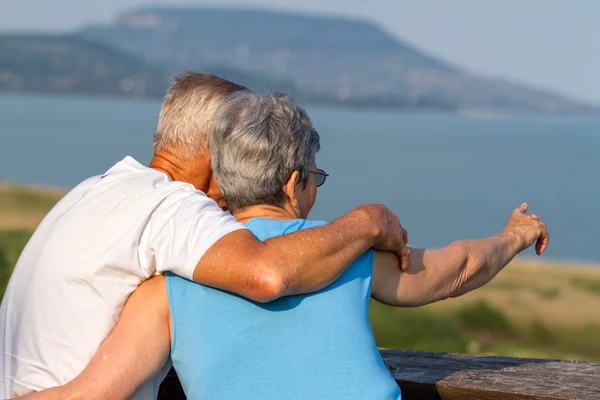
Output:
top-left (310, 168), bottom-right (329, 187)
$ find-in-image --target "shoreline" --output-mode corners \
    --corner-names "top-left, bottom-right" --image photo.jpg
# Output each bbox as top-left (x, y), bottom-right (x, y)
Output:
top-left (0, 180), bottom-right (70, 194)
top-left (511, 256), bottom-right (600, 270)
top-left (2, 182), bottom-right (598, 268)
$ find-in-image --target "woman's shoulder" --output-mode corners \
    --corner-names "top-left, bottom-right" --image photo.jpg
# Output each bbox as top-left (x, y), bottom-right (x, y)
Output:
top-left (245, 218), bottom-right (329, 239)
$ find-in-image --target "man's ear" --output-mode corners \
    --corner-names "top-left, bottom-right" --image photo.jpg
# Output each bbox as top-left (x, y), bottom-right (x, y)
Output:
top-left (284, 171), bottom-right (300, 209)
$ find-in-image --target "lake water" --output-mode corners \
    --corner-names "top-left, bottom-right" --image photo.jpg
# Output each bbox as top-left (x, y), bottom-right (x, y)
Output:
top-left (1, 94), bottom-right (599, 263)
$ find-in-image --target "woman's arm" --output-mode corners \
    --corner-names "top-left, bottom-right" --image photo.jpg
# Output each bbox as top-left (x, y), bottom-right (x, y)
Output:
top-left (371, 203), bottom-right (549, 307)
top-left (19, 276), bottom-right (172, 400)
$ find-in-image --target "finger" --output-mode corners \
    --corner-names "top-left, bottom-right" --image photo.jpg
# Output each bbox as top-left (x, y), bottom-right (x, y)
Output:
top-left (402, 248), bottom-right (411, 271)
top-left (513, 202), bottom-right (528, 215)
top-left (397, 245), bottom-right (410, 271)
top-left (402, 227), bottom-right (408, 244)
top-left (400, 246), bottom-right (410, 270)
top-left (535, 226), bottom-right (549, 255)
top-left (536, 235), bottom-right (549, 255)
top-left (531, 214), bottom-right (540, 221)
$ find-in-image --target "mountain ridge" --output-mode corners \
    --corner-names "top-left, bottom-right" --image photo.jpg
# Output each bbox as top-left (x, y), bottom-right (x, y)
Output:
top-left (76, 6), bottom-right (596, 114)
top-left (0, 33), bottom-right (454, 110)
top-left (0, 7), bottom-right (596, 114)
top-left (0, 34), bottom-right (168, 97)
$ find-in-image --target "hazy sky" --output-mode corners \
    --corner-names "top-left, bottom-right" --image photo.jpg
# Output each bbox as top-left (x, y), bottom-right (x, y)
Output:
top-left (2, 0), bottom-right (599, 103)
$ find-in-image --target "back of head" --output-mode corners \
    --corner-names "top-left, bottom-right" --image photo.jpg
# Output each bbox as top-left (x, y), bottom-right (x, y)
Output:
top-left (153, 71), bottom-right (247, 160)
top-left (210, 92), bottom-right (320, 213)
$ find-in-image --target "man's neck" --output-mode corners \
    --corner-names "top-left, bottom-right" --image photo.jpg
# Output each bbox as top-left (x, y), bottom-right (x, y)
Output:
top-left (234, 205), bottom-right (299, 224)
top-left (149, 151), bottom-right (211, 192)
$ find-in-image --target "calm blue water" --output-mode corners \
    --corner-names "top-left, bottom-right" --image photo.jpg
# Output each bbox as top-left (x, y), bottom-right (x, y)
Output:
top-left (1, 94), bottom-right (598, 262)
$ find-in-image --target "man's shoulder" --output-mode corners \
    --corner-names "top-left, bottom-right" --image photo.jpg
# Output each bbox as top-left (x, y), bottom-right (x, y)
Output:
top-left (103, 156), bottom-right (151, 175)
top-left (95, 157), bottom-right (205, 201)
top-left (101, 156), bottom-right (171, 187)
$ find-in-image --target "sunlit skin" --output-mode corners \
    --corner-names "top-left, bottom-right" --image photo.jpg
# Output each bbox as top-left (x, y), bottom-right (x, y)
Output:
top-left (149, 148), bottom-right (227, 209)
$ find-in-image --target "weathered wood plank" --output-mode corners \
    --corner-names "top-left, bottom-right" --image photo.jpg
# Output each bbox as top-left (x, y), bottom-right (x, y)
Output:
top-left (381, 349), bottom-right (600, 400)
top-left (158, 351), bottom-right (600, 399)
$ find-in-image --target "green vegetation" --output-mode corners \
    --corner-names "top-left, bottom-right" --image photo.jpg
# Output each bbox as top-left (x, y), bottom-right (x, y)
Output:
top-left (0, 184), bottom-right (64, 298)
top-left (370, 300), bottom-right (600, 361)
top-left (0, 246), bottom-right (8, 288)
top-left (0, 230), bottom-right (32, 298)
top-left (532, 286), bottom-right (561, 300)
top-left (530, 319), bottom-right (555, 343)
top-left (489, 280), bottom-right (561, 300)
top-left (2, 184), bottom-right (600, 362)
top-left (456, 300), bottom-right (514, 333)
top-left (570, 277), bottom-right (600, 295)
top-left (369, 303), bottom-right (467, 353)
top-left (0, 184), bottom-right (64, 212)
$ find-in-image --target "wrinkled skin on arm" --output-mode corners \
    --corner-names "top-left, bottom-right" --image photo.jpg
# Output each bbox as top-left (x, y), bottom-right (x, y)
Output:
top-left (371, 203), bottom-right (549, 307)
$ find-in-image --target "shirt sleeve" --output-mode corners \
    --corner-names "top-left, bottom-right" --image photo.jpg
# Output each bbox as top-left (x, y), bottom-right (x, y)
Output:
top-left (138, 188), bottom-right (246, 280)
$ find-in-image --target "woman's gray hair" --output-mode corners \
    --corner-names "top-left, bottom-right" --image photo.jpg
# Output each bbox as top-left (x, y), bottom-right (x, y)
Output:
top-left (209, 91), bottom-right (320, 213)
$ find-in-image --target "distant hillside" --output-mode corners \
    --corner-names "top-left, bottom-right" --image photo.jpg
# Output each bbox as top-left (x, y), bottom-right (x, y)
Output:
top-left (0, 35), bottom-right (289, 99)
top-left (77, 7), bottom-right (597, 114)
top-left (0, 34), bottom-right (452, 110)
top-left (0, 8), bottom-right (596, 113)
top-left (0, 35), bottom-right (169, 97)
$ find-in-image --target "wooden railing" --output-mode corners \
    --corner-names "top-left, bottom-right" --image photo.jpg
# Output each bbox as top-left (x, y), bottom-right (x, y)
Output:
top-left (158, 350), bottom-right (600, 399)
top-left (382, 349), bottom-right (600, 400)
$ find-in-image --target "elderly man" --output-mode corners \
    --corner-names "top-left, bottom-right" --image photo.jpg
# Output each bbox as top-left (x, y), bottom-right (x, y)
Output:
top-left (0, 73), bottom-right (410, 399)
top-left (27, 91), bottom-right (549, 400)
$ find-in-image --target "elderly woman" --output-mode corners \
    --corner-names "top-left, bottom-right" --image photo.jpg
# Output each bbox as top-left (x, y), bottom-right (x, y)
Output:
top-left (26, 91), bottom-right (548, 400)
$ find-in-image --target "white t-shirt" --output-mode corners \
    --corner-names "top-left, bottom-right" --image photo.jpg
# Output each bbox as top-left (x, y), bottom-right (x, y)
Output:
top-left (0, 156), bottom-right (245, 399)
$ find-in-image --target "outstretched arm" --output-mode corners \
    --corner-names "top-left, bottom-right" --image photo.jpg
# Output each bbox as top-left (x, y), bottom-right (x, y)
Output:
top-left (19, 276), bottom-right (171, 400)
top-left (371, 203), bottom-right (549, 307)
top-left (193, 204), bottom-right (410, 302)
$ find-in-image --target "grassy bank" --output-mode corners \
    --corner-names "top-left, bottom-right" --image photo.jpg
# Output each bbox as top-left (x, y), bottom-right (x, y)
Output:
top-left (370, 260), bottom-right (600, 361)
top-left (0, 183), bottom-right (65, 231)
top-left (2, 183), bottom-right (600, 361)
top-left (0, 184), bottom-right (67, 297)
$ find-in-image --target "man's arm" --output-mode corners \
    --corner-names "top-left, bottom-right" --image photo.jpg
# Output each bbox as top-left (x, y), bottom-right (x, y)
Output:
top-left (194, 204), bottom-right (409, 302)
top-left (371, 203), bottom-right (549, 307)
top-left (19, 276), bottom-right (171, 400)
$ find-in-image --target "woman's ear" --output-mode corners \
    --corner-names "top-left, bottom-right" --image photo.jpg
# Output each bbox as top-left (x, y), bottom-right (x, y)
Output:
top-left (284, 171), bottom-right (300, 209)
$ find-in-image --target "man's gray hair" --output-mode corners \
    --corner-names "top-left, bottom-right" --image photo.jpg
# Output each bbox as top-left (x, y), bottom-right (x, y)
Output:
top-left (153, 71), bottom-right (247, 160)
top-left (210, 91), bottom-right (320, 213)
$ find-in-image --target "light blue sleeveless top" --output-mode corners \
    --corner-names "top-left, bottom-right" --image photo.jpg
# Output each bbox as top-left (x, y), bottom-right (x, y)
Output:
top-left (166, 218), bottom-right (401, 400)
